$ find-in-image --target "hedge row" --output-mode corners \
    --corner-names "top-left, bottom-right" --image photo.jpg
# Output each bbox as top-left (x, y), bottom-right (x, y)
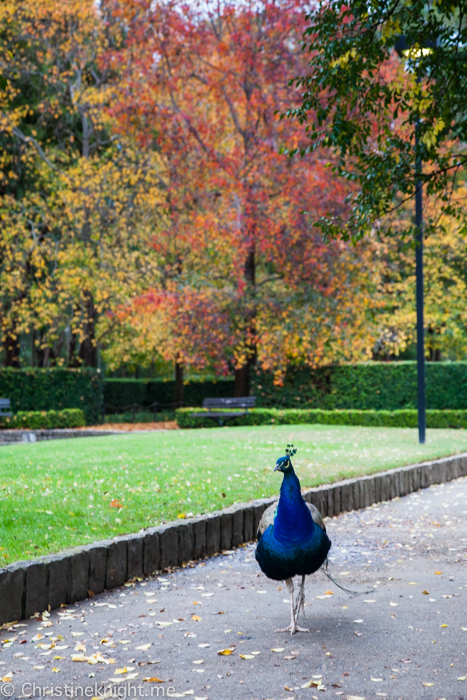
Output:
top-left (252, 362), bottom-right (467, 410)
top-left (176, 407), bottom-right (467, 430)
top-left (103, 378), bottom-right (235, 412)
top-left (0, 368), bottom-right (102, 424)
top-left (1, 408), bottom-right (86, 430)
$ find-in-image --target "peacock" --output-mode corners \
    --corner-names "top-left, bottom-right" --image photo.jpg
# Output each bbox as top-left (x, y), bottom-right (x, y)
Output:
top-left (255, 445), bottom-right (331, 634)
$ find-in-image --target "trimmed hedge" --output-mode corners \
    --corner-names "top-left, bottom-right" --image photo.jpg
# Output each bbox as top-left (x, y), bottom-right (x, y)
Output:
top-left (104, 378), bottom-right (235, 412)
top-left (0, 368), bottom-right (102, 425)
top-left (176, 407), bottom-right (467, 430)
top-left (252, 362), bottom-right (467, 410)
top-left (1, 408), bottom-right (86, 429)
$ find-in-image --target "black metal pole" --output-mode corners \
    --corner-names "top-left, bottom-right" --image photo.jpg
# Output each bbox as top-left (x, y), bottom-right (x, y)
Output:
top-left (415, 115), bottom-right (426, 444)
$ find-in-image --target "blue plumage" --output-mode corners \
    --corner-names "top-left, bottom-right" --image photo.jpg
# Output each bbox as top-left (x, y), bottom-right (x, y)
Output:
top-left (255, 445), bottom-right (331, 633)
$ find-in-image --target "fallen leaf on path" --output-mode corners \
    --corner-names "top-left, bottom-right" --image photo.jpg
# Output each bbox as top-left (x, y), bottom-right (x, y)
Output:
top-left (143, 677), bottom-right (165, 683)
top-left (239, 654), bottom-right (254, 660)
top-left (135, 644), bottom-right (151, 650)
top-left (271, 648), bottom-right (285, 652)
top-left (191, 616), bottom-right (201, 622)
top-left (422, 682), bottom-right (434, 687)
top-left (217, 649), bottom-right (234, 656)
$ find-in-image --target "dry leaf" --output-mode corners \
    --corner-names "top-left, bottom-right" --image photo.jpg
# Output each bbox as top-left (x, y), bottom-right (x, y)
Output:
top-left (52, 668), bottom-right (60, 673)
top-left (115, 668), bottom-right (128, 675)
top-left (192, 660), bottom-right (204, 665)
top-left (435, 571), bottom-right (442, 575)
top-left (422, 590), bottom-right (429, 595)
top-left (239, 654), bottom-right (254, 660)
top-left (324, 590), bottom-right (334, 595)
top-left (191, 615), bottom-right (201, 622)
top-left (457, 676), bottom-right (467, 681)
top-left (422, 682), bottom-right (434, 687)
top-left (135, 644), bottom-right (151, 651)
top-left (109, 499), bottom-right (123, 509)
top-left (271, 647), bottom-right (285, 652)
top-left (143, 677), bottom-right (165, 683)
top-left (217, 649), bottom-right (233, 656)
top-left (371, 677), bottom-right (383, 681)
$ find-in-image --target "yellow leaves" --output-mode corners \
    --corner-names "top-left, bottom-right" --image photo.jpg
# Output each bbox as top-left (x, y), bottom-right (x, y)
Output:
top-left (421, 119), bottom-right (445, 149)
top-left (330, 47), bottom-right (357, 69)
top-left (217, 648), bottom-right (234, 656)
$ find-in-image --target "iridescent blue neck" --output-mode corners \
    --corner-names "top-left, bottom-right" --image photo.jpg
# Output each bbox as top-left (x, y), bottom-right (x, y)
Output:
top-left (273, 467), bottom-right (313, 543)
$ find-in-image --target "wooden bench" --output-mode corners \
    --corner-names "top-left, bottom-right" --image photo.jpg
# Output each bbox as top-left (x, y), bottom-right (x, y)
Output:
top-left (193, 396), bottom-right (256, 426)
top-left (0, 399), bottom-right (12, 419)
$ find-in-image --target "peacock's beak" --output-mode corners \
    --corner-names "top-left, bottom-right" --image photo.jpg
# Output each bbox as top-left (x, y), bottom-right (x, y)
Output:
top-left (274, 462), bottom-right (281, 472)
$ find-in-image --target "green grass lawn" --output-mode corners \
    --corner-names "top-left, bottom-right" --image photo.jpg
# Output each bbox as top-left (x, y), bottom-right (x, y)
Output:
top-left (1, 423), bottom-right (467, 564)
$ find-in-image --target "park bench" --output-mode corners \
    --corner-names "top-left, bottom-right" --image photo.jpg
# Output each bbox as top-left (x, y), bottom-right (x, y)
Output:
top-left (193, 396), bottom-right (256, 426)
top-left (0, 399), bottom-right (12, 420)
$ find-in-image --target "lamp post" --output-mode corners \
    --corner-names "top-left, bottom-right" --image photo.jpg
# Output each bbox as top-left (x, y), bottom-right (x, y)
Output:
top-left (394, 35), bottom-right (435, 445)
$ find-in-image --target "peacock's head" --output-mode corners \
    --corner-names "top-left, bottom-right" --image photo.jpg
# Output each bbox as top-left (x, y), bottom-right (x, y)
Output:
top-left (274, 444), bottom-right (297, 473)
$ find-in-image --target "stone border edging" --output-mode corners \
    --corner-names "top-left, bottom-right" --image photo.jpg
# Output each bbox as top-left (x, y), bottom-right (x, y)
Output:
top-left (1, 451), bottom-right (467, 626)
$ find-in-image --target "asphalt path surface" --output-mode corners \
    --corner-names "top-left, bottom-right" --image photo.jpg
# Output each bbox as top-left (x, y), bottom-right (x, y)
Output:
top-left (1, 477), bottom-right (467, 700)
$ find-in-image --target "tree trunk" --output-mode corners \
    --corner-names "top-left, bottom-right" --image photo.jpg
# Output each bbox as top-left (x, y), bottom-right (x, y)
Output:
top-left (234, 246), bottom-right (256, 396)
top-left (4, 329), bottom-right (20, 368)
top-left (174, 357), bottom-right (184, 407)
top-left (78, 291), bottom-right (98, 367)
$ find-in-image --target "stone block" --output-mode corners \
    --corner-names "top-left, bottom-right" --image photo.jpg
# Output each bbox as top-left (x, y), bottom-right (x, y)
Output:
top-left (116, 534), bottom-right (144, 580)
top-left (24, 559), bottom-right (48, 618)
top-left (330, 484), bottom-right (342, 516)
top-left (420, 463), bottom-right (432, 489)
top-left (460, 455), bottom-right (467, 477)
top-left (373, 475), bottom-right (382, 505)
top-left (178, 521), bottom-right (195, 564)
top-left (325, 487), bottom-right (335, 517)
top-left (193, 518), bottom-right (207, 560)
top-left (367, 477), bottom-right (376, 507)
top-left (0, 563), bottom-right (25, 625)
top-left (390, 471), bottom-right (399, 500)
top-left (340, 481), bottom-right (354, 513)
top-left (351, 480), bottom-right (361, 511)
top-left (205, 514), bottom-right (221, 556)
top-left (143, 529), bottom-right (160, 576)
top-left (232, 507), bottom-right (244, 547)
top-left (106, 540), bottom-right (127, 589)
top-left (46, 554), bottom-right (69, 610)
top-left (69, 548), bottom-right (89, 603)
top-left (243, 505), bottom-right (255, 542)
top-left (380, 473), bottom-right (391, 502)
top-left (220, 510), bottom-right (233, 550)
top-left (84, 543), bottom-right (108, 595)
top-left (158, 524), bottom-right (179, 570)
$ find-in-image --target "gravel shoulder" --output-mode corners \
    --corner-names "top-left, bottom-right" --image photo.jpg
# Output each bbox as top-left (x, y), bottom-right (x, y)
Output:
top-left (1, 477), bottom-right (466, 700)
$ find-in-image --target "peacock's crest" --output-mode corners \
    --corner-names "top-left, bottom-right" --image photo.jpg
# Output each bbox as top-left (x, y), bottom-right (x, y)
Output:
top-left (285, 444), bottom-right (297, 458)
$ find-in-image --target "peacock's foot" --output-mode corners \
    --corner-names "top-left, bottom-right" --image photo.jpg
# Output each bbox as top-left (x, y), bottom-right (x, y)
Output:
top-left (274, 623), bottom-right (310, 635)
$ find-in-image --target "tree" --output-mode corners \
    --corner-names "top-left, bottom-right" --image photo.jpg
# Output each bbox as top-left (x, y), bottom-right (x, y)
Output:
top-left (107, 0), bottom-right (380, 391)
top-left (288, 0), bottom-right (467, 241)
top-left (0, 0), bottom-right (162, 367)
top-left (375, 188), bottom-right (467, 361)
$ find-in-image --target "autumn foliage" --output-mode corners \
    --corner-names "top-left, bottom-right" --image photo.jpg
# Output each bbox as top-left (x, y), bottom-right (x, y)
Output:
top-left (6, 0), bottom-right (464, 391)
top-left (104, 0), bottom-right (379, 392)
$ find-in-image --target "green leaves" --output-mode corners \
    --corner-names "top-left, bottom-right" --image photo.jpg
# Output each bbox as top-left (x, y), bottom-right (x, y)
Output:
top-left (289, 0), bottom-right (467, 241)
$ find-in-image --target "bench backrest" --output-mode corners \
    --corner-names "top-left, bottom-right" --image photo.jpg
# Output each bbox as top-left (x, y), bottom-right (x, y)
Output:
top-left (0, 398), bottom-right (11, 414)
top-left (202, 396), bottom-right (256, 410)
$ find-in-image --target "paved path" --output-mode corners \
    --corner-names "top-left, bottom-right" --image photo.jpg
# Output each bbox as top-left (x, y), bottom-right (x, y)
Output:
top-left (1, 477), bottom-right (467, 700)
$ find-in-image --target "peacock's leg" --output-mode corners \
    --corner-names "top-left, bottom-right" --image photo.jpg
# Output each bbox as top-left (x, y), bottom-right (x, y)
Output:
top-left (275, 578), bottom-right (309, 635)
top-left (294, 575), bottom-right (306, 621)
